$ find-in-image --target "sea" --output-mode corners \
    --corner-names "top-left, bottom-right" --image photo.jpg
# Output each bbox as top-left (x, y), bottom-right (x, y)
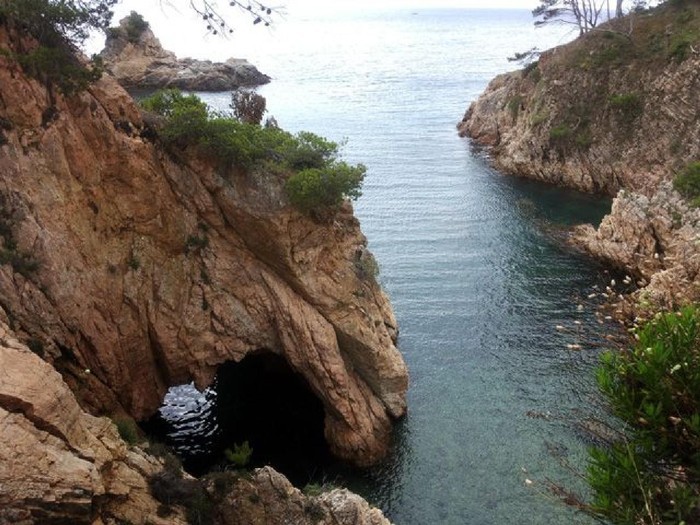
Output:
top-left (107, 6), bottom-right (619, 524)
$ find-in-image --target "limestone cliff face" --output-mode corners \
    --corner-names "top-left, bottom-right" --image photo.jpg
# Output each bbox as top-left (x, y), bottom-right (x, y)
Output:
top-left (458, 4), bottom-right (700, 309)
top-left (100, 14), bottom-right (270, 91)
top-left (0, 20), bottom-right (407, 476)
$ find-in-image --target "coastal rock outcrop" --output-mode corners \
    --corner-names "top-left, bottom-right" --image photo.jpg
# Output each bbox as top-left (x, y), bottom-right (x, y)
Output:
top-left (211, 467), bottom-right (391, 525)
top-left (100, 12), bottom-right (270, 91)
top-left (459, 3), bottom-right (700, 310)
top-left (0, 310), bottom-right (186, 524)
top-left (0, 16), bottom-right (407, 479)
top-left (0, 312), bottom-right (394, 523)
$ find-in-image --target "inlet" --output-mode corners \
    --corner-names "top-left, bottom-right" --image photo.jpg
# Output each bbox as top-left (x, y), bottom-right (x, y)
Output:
top-left (143, 351), bottom-right (332, 485)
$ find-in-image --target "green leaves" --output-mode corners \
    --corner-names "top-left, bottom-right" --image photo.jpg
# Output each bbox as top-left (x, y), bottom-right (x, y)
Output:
top-left (588, 307), bottom-right (700, 523)
top-left (140, 89), bottom-right (366, 216)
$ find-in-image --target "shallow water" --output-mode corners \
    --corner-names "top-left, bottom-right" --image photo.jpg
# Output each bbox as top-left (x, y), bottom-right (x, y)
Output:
top-left (147, 9), bottom-right (616, 524)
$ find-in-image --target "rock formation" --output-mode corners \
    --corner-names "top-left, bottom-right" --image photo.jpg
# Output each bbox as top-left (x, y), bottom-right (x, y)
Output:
top-left (210, 467), bottom-right (391, 525)
top-left (459, 3), bottom-right (700, 311)
top-left (0, 8), bottom-right (407, 485)
top-left (0, 309), bottom-right (187, 524)
top-left (0, 307), bottom-right (393, 523)
top-left (100, 12), bottom-right (270, 91)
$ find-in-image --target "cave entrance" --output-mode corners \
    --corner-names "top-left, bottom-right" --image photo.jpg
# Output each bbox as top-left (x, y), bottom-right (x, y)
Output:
top-left (143, 351), bottom-right (332, 485)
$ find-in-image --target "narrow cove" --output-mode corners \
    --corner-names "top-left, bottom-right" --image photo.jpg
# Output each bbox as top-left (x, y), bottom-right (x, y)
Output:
top-left (147, 8), bottom-right (617, 525)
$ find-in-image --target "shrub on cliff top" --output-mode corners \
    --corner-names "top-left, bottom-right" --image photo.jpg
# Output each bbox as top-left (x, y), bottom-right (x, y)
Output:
top-left (673, 161), bottom-right (700, 206)
top-left (140, 89), bottom-right (365, 215)
top-left (587, 306), bottom-right (700, 524)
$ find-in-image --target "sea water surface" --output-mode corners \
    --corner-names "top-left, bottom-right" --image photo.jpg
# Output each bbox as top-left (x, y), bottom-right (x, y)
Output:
top-left (142, 8), bottom-right (616, 525)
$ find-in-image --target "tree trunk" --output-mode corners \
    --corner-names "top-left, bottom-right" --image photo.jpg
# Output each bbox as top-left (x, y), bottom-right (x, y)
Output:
top-left (616, 0), bottom-right (623, 17)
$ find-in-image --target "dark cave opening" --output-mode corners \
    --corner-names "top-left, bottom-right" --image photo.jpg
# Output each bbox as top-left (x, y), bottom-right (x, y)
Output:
top-left (143, 351), bottom-right (333, 486)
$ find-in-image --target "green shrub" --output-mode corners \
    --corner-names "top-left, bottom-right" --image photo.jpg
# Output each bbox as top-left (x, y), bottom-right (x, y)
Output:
top-left (141, 90), bottom-right (365, 214)
top-left (609, 93), bottom-right (644, 123)
top-left (588, 307), bottom-right (700, 524)
top-left (673, 161), bottom-right (700, 206)
top-left (113, 416), bottom-right (140, 445)
top-left (549, 124), bottom-right (572, 141)
top-left (224, 440), bottom-right (253, 468)
top-left (286, 162), bottom-right (365, 214)
top-left (0, 0), bottom-right (113, 94)
top-left (231, 90), bottom-right (266, 125)
top-left (123, 11), bottom-right (149, 43)
top-left (506, 95), bottom-right (523, 120)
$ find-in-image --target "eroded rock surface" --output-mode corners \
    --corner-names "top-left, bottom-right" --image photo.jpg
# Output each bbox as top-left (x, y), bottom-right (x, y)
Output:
top-left (0, 20), bottom-right (407, 473)
top-left (101, 13), bottom-right (270, 91)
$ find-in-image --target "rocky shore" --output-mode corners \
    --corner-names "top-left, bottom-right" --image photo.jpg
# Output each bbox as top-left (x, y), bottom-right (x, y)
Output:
top-left (459, 3), bottom-right (700, 313)
top-left (100, 13), bottom-right (270, 91)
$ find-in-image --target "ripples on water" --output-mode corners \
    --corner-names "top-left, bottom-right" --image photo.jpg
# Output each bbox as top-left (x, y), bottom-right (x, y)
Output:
top-left (150, 8), bottom-right (617, 524)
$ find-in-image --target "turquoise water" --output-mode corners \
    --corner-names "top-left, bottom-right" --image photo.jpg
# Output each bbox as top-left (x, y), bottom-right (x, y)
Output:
top-left (153, 8), bottom-right (617, 524)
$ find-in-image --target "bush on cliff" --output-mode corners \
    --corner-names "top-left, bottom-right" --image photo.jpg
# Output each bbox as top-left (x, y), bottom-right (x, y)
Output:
top-left (140, 89), bottom-right (364, 215)
top-left (587, 307), bottom-right (700, 524)
top-left (673, 161), bottom-right (700, 206)
top-left (0, 0), bottom-right (114, 94)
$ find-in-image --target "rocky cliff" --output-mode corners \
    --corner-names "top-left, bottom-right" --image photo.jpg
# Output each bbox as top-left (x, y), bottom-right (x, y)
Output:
top-left (0, 313), bottom-right (393, 524)
top-left (0, 16), bottom-right (407, 521)
top-left (459, 1), bottom-right (700, 311)
top-left (100, 13), bottom-right (270, 91)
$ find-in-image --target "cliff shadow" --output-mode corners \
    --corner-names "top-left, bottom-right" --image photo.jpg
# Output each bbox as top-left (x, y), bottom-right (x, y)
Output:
top-left (143, 350), bottom-right (332, 485)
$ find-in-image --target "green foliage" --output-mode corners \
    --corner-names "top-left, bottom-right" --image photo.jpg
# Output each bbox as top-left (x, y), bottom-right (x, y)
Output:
top-left (16, 47), bottom-right (104, 95)
top-left (286, 163), bottom-right (365, 214)
top-left (123, 11), bottom-right (149, 43)
top-left (224, 440), bottom-right (253, 468)
top-left (0, 0), bottom-right (114, 94)
top-left (141, 89), bottom-right (365, 215)
top-left (673, 161), bottom-right (700, 206)
top-left (506, 95), bottom-right (523, 120)
top-left (113, 416), bottom-right (140, 445)
top-left (588, 306), bottom-right (700, 524)
top-left (355, 250), bottom-right (380, 282)
top-left (231, 90), bottom-right (266, 125)
top-left (609, 93), bottom-right (644, 124)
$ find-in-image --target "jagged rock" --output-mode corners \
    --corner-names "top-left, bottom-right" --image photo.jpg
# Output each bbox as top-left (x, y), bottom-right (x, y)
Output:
top-left (210, 467), bottom-right (391, 525)
top-left (0, 20), bottom-right (407, 472)
top-left (572, 183), bottom-right (700, 311)
top-left (0, 309), bottom-right (186, 525)
top-left (100, 13), bottom-right (270, 91)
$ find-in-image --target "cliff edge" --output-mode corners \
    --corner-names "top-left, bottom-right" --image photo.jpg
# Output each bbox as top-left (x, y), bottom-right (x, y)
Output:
top-left (0, 13), bottom-right (408, 520)
top-left (100, 12), bottom-right (270, 91)
top-left (459, 1), bottom-right (700, 311)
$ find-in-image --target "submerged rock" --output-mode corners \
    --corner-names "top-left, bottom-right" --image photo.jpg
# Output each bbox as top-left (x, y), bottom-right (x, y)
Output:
top-left (100, 12), bottom-right (270, 91)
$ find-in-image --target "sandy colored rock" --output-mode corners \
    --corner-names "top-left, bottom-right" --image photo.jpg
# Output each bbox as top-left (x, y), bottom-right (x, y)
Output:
top-left (0, 22), bottom-right (407, 469)
top-left (100, 13), bottom-right (270, 91)
top-left (0, 310), bottom-right (186, 525)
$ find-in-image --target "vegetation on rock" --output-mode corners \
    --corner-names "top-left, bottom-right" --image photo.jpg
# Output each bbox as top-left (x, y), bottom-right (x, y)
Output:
top-left (141, 89), bottom-right (365, 215)
top-left (588, 307), bottom-right (700, 524)
top-left (673, 161), bottom-right (700, 207)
